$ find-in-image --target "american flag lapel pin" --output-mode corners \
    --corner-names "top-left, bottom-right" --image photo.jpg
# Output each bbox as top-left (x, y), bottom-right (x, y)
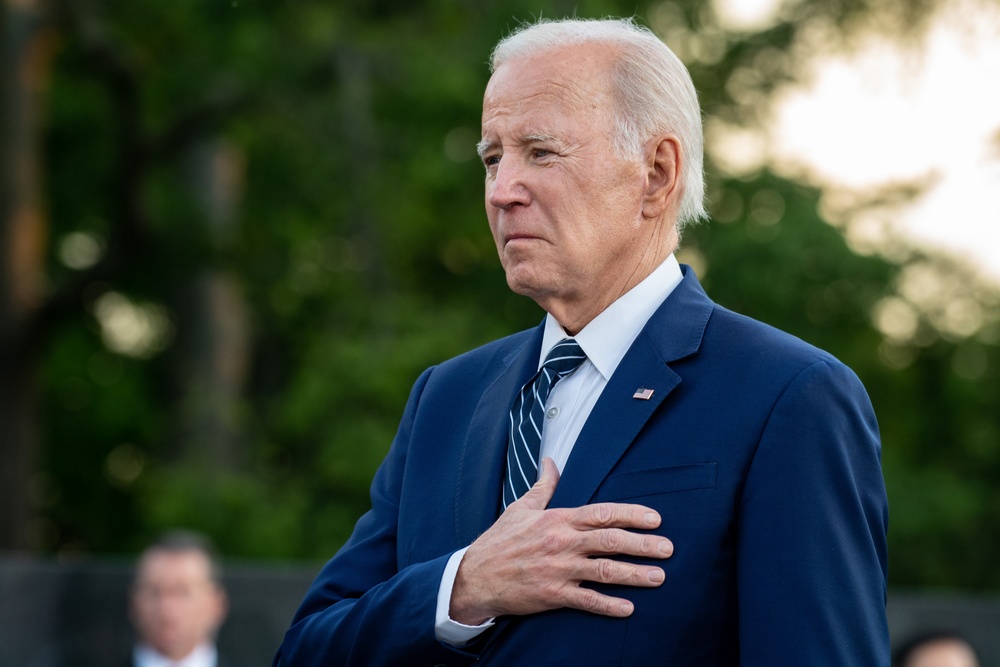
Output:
top-left (632, 387), bottom-right (654, 400)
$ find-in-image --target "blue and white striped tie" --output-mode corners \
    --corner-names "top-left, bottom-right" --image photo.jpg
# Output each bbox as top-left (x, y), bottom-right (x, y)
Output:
top-left (503, 338), bottom-right (587, 509)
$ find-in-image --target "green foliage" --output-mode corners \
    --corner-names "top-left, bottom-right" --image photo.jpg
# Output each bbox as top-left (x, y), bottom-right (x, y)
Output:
top-left (30, 0), bottom-right (1000, 595)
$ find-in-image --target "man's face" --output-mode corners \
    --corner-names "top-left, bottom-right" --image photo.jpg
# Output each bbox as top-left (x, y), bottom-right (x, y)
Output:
top-left (130, 549), bottom-right (227, 660)
top-left (480, 44), bottom-right (660, 330)
top-left (905, 640), bottom-right (979, 667)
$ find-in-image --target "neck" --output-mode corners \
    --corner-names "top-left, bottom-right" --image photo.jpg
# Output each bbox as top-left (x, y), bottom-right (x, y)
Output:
top-left (546, 240), bottom-right (676, 336)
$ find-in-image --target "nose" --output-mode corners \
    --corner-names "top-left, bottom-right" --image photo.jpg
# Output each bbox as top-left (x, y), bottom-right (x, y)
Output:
top-left (487, 157), bottom-right (531, 210)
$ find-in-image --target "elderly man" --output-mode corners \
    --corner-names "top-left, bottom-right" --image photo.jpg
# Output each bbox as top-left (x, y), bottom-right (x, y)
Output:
top-left (128, 531), bottom-right (230, 667)
top-left (275, 17), bottom-right (889, 666)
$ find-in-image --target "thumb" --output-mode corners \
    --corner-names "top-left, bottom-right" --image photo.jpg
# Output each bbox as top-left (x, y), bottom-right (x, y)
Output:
top-left (519, 457), bottom-right (559, 510)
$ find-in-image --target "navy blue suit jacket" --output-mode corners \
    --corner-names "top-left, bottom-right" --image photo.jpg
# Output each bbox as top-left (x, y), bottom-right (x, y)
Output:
top-left (276, 267), bottom-right (889, 666)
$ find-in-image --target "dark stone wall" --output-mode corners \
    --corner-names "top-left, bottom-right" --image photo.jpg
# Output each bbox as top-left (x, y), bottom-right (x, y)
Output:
top-left (2, 555), bottom-right (997, 666)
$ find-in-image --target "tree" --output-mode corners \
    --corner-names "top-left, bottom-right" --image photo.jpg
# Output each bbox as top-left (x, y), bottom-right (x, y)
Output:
top-left (1, 0), bottom-right (57, 549)
top-left (2, 0), bottom-right (997, 592)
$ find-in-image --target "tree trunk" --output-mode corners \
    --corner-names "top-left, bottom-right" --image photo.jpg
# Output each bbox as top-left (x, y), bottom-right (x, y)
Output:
top-left (172, 139), bottom-right (249, 469)
top-left (0, 0), bottom-right (55, 550)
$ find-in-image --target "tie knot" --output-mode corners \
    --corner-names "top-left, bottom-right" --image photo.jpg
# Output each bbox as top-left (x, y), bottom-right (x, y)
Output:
top-left (541, 338), bottom-right (587, 377)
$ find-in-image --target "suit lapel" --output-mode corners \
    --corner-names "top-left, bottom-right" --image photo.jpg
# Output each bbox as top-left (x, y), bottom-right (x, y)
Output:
top-left (454, 325), bottom-right (544, 545)
top-left (550, 335), bottom-right (679, 508)
top-left (551, 266), bottom-right (714, 508)
top-left (452, 267), bottom-right (715, 527)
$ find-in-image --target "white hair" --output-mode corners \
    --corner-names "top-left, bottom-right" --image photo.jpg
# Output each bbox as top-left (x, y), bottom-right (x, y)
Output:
top-left (490, 17), bottom-right (707, 227)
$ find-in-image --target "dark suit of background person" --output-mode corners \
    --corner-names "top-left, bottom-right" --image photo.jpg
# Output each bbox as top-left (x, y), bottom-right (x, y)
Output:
top-left (274, 17), bottom-right (889, 667)
top-left (127, 531), bottom-right (230, 667)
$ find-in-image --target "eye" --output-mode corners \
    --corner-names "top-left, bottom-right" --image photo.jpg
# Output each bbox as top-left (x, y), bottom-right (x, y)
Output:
top-left (483, 154), bottom-right (501, 174)
top-left (531, 148), bottom-right (551, 159)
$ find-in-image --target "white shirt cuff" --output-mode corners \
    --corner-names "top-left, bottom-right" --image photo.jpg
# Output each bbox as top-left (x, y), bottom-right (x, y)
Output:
top-left (434, 546), bottom-right (495, 646)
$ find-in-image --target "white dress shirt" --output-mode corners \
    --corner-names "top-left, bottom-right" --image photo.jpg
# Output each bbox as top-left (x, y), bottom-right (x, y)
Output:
top-left (434, 255), bottom-right (684, 645)
top-left (133, 642), bottom-right (218, 667)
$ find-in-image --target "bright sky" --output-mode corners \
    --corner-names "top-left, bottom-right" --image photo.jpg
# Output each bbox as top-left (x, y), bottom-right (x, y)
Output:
top-left (713, 0), bottom-right (1000, 287)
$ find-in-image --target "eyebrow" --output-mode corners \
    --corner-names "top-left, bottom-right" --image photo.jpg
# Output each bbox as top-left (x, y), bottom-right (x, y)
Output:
top-left (524, 133), bottom-right (558, 144)
top-left (476, 133), bottom-right (559, 159)
top-left (476, 139), bottom-right (493, 160)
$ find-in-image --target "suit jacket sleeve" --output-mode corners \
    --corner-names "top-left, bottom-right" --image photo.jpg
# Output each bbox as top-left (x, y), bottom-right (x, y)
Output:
top-left (736, 358), bottom-right (889, 666)
top-left (273, 367), bottom-right (476, 667)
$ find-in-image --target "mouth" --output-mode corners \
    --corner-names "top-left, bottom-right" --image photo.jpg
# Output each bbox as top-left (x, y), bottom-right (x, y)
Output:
top-left (503, 235), bottom-right (543, 252)
top-left (504, 230), bottom-right (543, 243)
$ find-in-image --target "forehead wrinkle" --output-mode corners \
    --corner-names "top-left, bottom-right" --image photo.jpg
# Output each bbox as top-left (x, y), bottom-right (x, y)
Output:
top-left (523, 132), bottom-right (558, 144)
top-left (484, 61), bottom-right (605, 119)
top-left (509, 80), bottom-right (598, 120)
top-left (483, 85), bottom-right (612, 144)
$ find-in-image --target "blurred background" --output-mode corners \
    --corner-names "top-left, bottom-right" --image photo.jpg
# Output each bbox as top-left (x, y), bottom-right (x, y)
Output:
top-left (2, 0), bottom-right (998, 662)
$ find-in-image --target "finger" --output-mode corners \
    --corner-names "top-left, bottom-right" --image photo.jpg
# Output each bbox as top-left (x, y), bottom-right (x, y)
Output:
top-left (582, 558), bottom-right (666, 588)
top-left (560, 586), bottom-right (637, 618)
top-left (518, 457), bottom-right (560, 511)
top-left (570, 502), bottom-right (661, 530)
top-left (581, 528), bottom-right (674, 559)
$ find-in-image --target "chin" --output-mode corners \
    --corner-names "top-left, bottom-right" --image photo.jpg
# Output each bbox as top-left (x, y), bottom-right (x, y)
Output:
top-left (505, 274), bottom-right (541, 299)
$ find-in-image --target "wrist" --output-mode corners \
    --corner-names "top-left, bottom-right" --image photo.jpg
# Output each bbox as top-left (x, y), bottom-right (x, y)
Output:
top-left (449, 562), bottom-right (493, 625)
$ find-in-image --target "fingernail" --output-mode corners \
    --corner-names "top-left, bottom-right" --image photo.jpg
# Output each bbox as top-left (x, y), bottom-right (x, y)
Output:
top-left (619, 601), bottom-right (633, 615)
top-left (647, 568), bottom-right (664, 583)
top-left (644, 512), bottom-right (658, 526)
top-left (658, 540), bottom-right (673, 555)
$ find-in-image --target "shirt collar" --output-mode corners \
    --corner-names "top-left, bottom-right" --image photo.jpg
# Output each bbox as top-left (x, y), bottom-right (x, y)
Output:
top-left (134, 642), bottom-right (217, 667)
top-left (541, 254), bottom-right (684, 380)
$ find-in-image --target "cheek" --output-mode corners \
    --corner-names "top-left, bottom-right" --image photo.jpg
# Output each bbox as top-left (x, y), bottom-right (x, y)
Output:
top-left (486, 214), bottom-right (504, 251)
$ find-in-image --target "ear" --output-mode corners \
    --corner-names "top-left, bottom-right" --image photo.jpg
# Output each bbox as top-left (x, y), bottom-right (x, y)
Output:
top-left (211, 586), bottom-right (230, 630)
top-left (641, 135), bottom-right (681, 220)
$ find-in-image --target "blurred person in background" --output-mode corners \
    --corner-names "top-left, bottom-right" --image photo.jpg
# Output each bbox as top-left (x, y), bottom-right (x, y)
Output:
top-left (893, 631), bottom-right (980, 667)
top-left (127, 530), bottom-right (230, 667)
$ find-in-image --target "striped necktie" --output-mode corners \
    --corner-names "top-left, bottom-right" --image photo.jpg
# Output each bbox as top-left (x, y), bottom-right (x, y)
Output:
top-left (502, 338), bottom-right (587, 509)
